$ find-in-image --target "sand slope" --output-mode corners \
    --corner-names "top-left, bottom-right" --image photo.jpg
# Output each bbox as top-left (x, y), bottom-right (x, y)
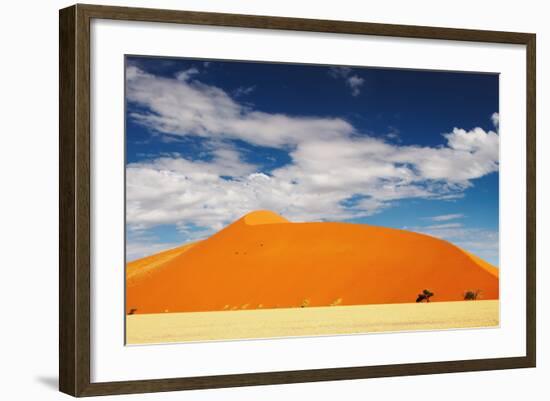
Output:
top-left (126, 242), bottom-right (197, 284)
top-left (127, 210), bottom-right (498, 314)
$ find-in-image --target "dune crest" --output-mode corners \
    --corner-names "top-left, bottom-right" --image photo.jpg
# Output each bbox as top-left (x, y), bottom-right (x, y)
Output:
top-left (242, 210), bottom-right (290, 226)
top-left (127, 210), bottom-right (499, 314)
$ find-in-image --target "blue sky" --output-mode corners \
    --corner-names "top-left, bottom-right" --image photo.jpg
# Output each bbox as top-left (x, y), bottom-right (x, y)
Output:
top-left (125, 56), bottom-right (499, 265)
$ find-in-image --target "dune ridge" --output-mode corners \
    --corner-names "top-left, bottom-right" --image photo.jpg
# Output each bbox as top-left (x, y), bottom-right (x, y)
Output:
top-left (126, 210), bottom-right (498, 314)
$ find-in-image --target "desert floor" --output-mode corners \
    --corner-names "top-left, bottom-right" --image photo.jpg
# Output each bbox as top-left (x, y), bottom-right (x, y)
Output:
top-left (126, 300), bottom-right (499, 344)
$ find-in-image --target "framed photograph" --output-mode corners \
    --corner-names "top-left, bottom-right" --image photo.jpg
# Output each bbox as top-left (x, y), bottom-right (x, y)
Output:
top-left (59, 4), bottom-right (536, 397)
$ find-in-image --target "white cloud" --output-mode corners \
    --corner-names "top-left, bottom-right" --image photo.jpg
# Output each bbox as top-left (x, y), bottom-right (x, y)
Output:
top-left (174, 67), bottom-right (199, 81)
top-left (127, 126), bottom-right (499, 234)
top-left (491, 112), bottom-right (499, 128)
top-left (386, 127), bottom-right (401, 142)
top-left (386, 127), bottom-right (499, 183)
top-left (347, 75), bottom-right (364, 96)
top-left (386, 132), bottom-right (399, 140)
top-left (127, 66), bottom-right (353, 148)
top-left (328, 66), bottom-right (365, 96)
top-left (233, 85), bottom-right (256, 97)
top-left (427, 213), bottom-right (464, 222)
top-left (408, 222), bottom-right (499, 266)
top-left (126, 241), bottom-right (180, 262)
top-left (422, 222), bottom-right (463, 230)
top-left (126, 66), bottom-right (499, 244)
top-left (328, 66), bottom-right (352, 78)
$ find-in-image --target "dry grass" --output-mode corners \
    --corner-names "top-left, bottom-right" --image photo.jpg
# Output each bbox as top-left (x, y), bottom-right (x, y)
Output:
top-left (126, 300), bottom-right (499, 344)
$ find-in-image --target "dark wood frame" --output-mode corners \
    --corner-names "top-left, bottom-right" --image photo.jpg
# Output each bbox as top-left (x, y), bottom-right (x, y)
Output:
top-left (59, 3), bottom-right (536, 397)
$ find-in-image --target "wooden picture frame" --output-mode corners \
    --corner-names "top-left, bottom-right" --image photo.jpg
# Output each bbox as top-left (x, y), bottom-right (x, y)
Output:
top-left (59, 3), bottom-right (536, 397)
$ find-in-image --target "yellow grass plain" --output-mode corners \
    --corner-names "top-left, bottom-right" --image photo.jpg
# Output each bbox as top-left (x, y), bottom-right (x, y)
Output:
top-left (126, 300), bottom-right (499, 344)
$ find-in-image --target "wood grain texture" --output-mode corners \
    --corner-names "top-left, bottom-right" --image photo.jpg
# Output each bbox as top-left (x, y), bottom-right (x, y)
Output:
top-left (78, 357), bottom-right (534, 397)
top-left (525, 34), bottom-right (536, 367)
top-left (59, 5), bottom-right (76, 396)
top-left (59, 3), bottom-right (536, 397)
top-left (78, 3), bottom-right (533, 44)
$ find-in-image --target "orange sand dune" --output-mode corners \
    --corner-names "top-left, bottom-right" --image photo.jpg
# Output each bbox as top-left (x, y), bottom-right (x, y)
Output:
top-left (126, 210), bottom-right (498, 314)
top-left (126, 242), bottom-right (197, 284)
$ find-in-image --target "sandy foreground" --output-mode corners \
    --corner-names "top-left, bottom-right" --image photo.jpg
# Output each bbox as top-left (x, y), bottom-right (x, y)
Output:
top-left (126, 300), bottom-right (499, 344)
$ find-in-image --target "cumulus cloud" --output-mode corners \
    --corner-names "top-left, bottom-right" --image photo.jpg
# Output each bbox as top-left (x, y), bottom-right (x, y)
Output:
top-left (126, 127), bottom-right (499, 235)
top-left (125, 66), bottom-right (499, 243)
